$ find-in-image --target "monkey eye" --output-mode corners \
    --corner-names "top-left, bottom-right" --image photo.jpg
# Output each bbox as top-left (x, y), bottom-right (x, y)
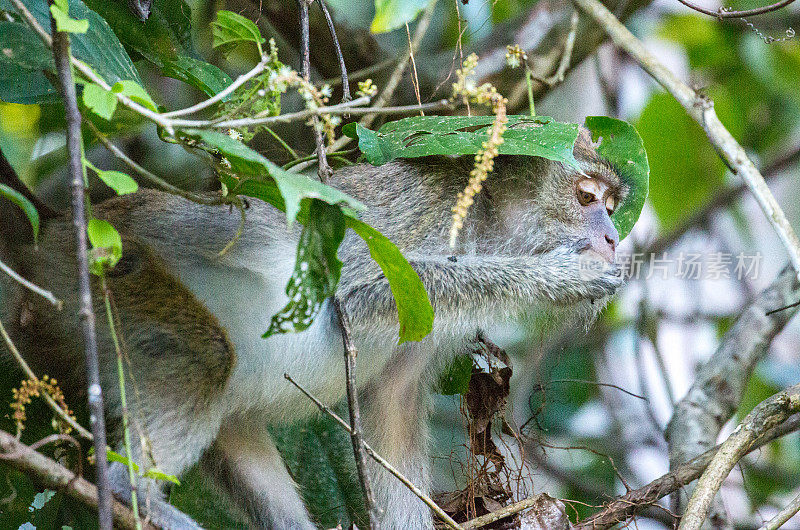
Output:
top-left (605, 195), bottom-right (617, 215)
top-left (576, 178), bottom-right (600, 206)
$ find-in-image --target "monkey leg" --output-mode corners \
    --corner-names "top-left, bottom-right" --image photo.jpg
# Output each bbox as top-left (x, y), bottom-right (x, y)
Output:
top-left (200, 410), bottom-right (316, 530)
top-left (361, 355), bottom-right (435, 530)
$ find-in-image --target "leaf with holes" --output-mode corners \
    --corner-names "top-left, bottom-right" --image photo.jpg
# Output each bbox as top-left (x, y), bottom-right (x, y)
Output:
top-left (180, 128), bottom-right (433, 344)
top-left (264, 200), bottom-right (346, 338)
top-left (583, 116), bottom-right (649, 240)
top-left (343, 115), bottom-right (581, 168)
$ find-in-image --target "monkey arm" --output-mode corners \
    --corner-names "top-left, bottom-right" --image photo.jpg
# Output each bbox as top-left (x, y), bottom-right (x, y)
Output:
top-left (338, 240), bottom-right (622, 326)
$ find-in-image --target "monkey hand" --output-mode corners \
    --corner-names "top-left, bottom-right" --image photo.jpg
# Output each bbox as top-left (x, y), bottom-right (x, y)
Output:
top-left (545, 237), bottom-right (623, 303)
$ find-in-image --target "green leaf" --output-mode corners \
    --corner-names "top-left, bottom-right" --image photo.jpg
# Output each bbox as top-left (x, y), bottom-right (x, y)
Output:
top-left (86, 161), bottom-right (138, 195)
top-left (635, 93), bottom-right (724, 230)
top-left (0, 0), bottom-right (142, 85)
top-left (82, 83), bottom-right (118, 120)
top-left (0, 22), bottom-right (54, 70)
top-left (437, 354), bottom-right (473, 395)
top-left (105, 449), bottom-right (180, 485)
top-left (0, 59), bottom-right (57, 104)
top-left (162, 55), bottom-right (233, 97)
top-left (583, 116), bottom-right (650, 240)
top-left (112, 80), bottom-right (158, 112)
top-left (180, 128), bottom-right (365, 223)
top-left (87, 218), bottom-right (122, 275)
top-left (265, 200), bottom-right (346, 337)
top-left (82, 0), bottom-right (190, 67)
top-left (211, 10), bottom-right (265, 53)
top-left (370, 0), bottom-right (432, 33)
top-left (50, 0), bottom-right (89, 34)
top-left (344, 115), bottom-right (581, 169)
top-left (0, 183), bottom-right (40, 242)
top-left (347, 218), bottom-right (433, 343)
top-left (142, 468), bottom-right (181, 485)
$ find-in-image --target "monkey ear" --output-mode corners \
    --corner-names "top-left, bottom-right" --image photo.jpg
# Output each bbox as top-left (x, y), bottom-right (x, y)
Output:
top-left (583, 117), bottom-right (650, 240)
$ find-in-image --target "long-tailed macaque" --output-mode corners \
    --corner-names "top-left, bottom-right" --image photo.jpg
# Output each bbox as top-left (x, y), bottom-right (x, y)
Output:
top-left (0, 128), bottom-right (626, 528)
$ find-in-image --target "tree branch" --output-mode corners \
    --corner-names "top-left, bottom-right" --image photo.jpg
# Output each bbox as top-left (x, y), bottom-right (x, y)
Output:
top-left (680, 384), bottom-right (800, 530)
top-left (0, 429), bottom-right (151, 530)
top-left (575, 414), bottom-right (800, 529)
top-left (47, 4), bottom-right (112, 526)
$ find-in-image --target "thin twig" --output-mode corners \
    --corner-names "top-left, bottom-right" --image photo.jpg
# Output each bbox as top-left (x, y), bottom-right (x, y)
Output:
top-left (572, 0), bottom-right (800, 281)
top-left (680, 384), bottom-right (800, 530)
top-left (283, 373), bottom-right (464, 530)
top-left (0, 429), bottom-right (151, 530)
top-left (166, 96), bottom-right (371, 130)
top-left (0, 258), bottom-right (62, 308)
top-left (161, 56), bottom-right (270, 118)
top-left (674, 0), bottom-right (797, 19)
top-left (85, 121), bottom-right (222, 206)
top-left (545, 9), bottom-right (580, 86)
top-left (297, 0), bottom-right (333, 183)
top-left (0, 318), bottom-right (92, 440)
top-left (326, 0), bottom-right (438, 153)
top-left (405, 22), bottom-right (423, 114)
top-left (758, 488), bottom-right (800, 530)
top-left (461, 495), bottom-right (543, 529)
top-left (47, 5), bottom-right (112, 527)
top-left (316, 0), bottom-right (350, 102)
top-left (333, 299), bottom-right (379, 527)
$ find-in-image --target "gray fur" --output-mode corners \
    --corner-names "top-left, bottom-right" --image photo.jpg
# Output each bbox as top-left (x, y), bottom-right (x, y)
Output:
top-left (0, 132), bottom-right (626, 529)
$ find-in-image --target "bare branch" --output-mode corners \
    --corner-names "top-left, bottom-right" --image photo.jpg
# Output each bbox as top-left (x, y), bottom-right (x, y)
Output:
top-left (47, 5), bottom-right (112, 525)
top-left (681, 384), bottom-right (800, 530)
top-left (0, 258), bottom-right (62, 308)
top-left (575, 414), bottom-right (800, 529)
top-left (0, 429), bottom-right (151, 530)
top-left (333, 299), bottom-right (378, 527)
top-left (674, 0), bottom-right (797, 19)
top-left (283, 373), bottom-right (464, 530)
top-left (758, 488), bottom-right (800, 530)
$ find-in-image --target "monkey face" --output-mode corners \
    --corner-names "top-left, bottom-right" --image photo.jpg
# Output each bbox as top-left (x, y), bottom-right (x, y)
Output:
top-left (574, 176), bottom-right (619, 263)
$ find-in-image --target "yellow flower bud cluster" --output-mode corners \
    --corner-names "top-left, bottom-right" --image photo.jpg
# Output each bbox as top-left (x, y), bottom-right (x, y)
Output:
top-left (449, 54), bottom-right (509, 247)
top-left (505, 44), bottom-right (527, 69)
top-left (10, 375), bottom-right (76, 436)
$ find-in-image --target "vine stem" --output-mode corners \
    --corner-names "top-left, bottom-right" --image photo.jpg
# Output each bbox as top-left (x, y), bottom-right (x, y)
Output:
top-left (103, 278), bottom-right (142, 530)
top-left (572, 0), bottom-right (800, 282)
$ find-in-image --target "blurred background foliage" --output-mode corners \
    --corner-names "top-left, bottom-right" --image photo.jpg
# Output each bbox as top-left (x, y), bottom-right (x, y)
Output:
top-left (1, 0), bottom-right (800, 528)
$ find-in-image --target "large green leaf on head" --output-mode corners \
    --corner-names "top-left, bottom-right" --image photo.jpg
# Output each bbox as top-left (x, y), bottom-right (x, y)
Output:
top-left (179, 128), bottom-right (434, 344)
top-left (583, 116), bottom-right (649, 240)
top-left (346, 114), bottom-right (649, 241)
top-left (343, 115), bottom-right (581, 169)
top-left (0, 0), bottom-right (142, 86)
